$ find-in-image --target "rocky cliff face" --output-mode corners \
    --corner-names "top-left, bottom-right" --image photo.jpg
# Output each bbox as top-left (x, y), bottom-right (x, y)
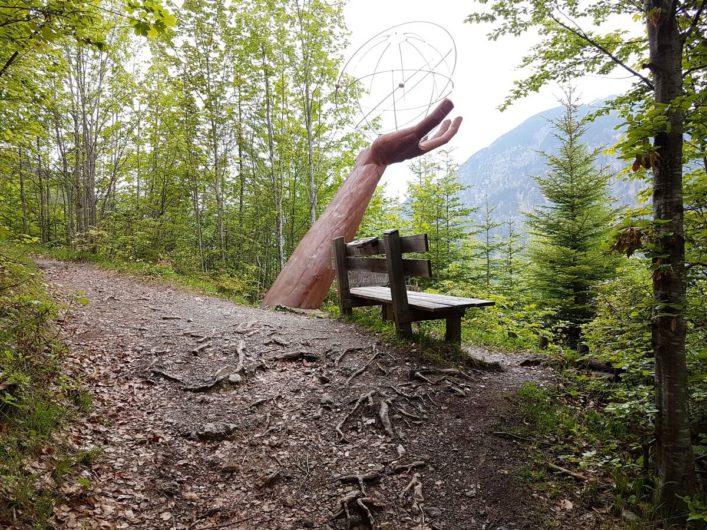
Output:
top-left (457, 101), bottom-right (645, 222)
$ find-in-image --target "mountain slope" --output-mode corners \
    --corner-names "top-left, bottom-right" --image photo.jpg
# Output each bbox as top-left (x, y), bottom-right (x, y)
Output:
top-left (457, 101), bottom-right (644, 221)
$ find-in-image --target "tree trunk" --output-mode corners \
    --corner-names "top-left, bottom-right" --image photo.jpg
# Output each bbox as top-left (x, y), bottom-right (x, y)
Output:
top-left (261, 44), bottom-right (285, 270)
top-left (236, 87), bottom-right (246, 266)
top-left (136, 112), bottom-right (141, 205)
top-left (645, 0), bottom-right (696, 513)
top-left (36, 138), bottom-right (49, 243)
top-left (53, 107), bottom-right (73, 244)
top-left (18, 147), bottom-right (28, 235)
top-left (305, 85), bottom-right (316, 226)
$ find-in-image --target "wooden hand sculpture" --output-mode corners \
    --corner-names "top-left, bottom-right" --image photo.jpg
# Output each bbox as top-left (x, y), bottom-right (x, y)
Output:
top-left (262, 98), bottom-right (462, 309)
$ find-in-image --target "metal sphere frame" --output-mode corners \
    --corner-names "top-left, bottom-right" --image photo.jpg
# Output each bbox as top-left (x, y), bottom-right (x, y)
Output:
top-left (336, 21), bottom-right (457, 135)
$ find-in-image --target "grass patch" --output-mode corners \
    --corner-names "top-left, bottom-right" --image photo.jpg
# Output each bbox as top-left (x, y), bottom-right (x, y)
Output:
top-left (498, 377), bottom-right (697, 528)
top-left (324, 302), bottom-right (504, 371)
top-left (0, 244), bottom-right (92, 528)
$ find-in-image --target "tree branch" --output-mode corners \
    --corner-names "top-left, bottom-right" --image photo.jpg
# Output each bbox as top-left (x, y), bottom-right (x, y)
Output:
top-left (549, 12), bottom-right (655, 91)
top-left (682, 64), bottom-right (707, 77)
top-left (682, 0), bottom-right (706, 42)
top-left (0, 51), bottom-right (20, 80)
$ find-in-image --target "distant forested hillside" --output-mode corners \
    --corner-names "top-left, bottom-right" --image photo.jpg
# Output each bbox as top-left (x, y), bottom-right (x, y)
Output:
top-left (457, 101), bottom-right (646, 221)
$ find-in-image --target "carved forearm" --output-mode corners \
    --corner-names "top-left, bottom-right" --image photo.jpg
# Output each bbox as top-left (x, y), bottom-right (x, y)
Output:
top-left (262, 154), bottom-right (386, 309)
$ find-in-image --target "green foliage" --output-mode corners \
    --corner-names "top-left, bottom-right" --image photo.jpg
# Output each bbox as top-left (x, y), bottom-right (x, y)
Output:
top-left (583, 263), bottom-right (655, 425)
top-left (0, 245), bottom-right (89, 528)
top-left (681, 494), bottom-right (707, 524)
top-left (406, 150), bottom-right (474, 281)
top-left (462, 196), bottom-right (502, 289)
top-left (0, 0), bottom-right (363, 296)
top-left (507, 256), bottom-right (707, 522)
top-left (357, 189), bottom-right (404, 239)
top-left (583, 258), bottom-right (707, 431)
top-left (508, 380), bottom-right (655, 521)
top-left (526, 93), bottom-right (619, 345)
top-left (437, 280), bottom-right (554, 352)
top-left (125, 0), bottom-right (177, 37)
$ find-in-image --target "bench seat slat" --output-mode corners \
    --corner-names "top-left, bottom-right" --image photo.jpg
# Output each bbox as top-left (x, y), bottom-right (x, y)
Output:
top-left (349, 286), bottom-right (447, 311)
top-left (406, 291), bottom-right (495, 307)
top-left (349, 286), bottom-right (494, 313)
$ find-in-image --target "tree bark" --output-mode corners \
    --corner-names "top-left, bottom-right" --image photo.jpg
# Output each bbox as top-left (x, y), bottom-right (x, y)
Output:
top-left (36, 137), bottom-right (49, 243)
top-left (18, 147), bottom-right (28, 235)
top-left (645, 0), bottom-right (696, 513)
top-left (261, 43), bottom-right (285, 271)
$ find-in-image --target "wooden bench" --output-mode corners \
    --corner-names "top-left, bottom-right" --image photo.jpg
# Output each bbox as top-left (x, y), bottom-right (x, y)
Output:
top-left (332, 229), bottom-right (494, 343)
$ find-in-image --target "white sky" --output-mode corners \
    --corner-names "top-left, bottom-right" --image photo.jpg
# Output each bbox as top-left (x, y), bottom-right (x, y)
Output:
top-left (343, 0), bottom-right (637, 197)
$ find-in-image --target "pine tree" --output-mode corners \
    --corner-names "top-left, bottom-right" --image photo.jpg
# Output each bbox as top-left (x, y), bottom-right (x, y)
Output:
top-left (475, 196), bottom-right (503, 290)
top-left (500, 218), bottom-right (522, 294)
top-left (406, 151), bottom-right (472, 281)
top-left (526, 93), bottom-right (617, 346)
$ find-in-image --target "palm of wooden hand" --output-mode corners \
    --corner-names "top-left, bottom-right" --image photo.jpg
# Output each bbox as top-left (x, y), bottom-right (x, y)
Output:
top-left (368, 99), bottom-right (463, 166)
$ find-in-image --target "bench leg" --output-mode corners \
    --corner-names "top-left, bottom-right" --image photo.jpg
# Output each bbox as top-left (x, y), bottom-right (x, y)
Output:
top-left (342, 306), bottom-right (352, 316)
top-left (395, 321), bottom-right (413, 338)
top-left (381, 304), bottom-right (394, 321)
top-left (445, 315), bottom-right (462, 344)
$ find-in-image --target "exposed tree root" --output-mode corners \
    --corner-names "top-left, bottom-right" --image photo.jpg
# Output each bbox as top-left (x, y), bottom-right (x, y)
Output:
top-left (336, 469), bottom-right (383, 494)
top-left (491, 431), bottom-right (533, 443)
top-left (332, 490), bottom-right (383, 530)
top-left (184, 365), bottom-right (242, 392)
top-left (401, 472), bottom-right (424, 515)
top-left (346, 348), bottom-right (381, 385)
top-left (446, 381), bottom-right (466, 397)
top-left (235, 340), bottom-right (246, 373)
top-left (391, 461), bottom-right (427, 474)
top-left (336, 391), bottom-right (376, 441)
top-left (378, 400), bottom-right (395, 437)
top-left (395, 405), bottom-right (427, 421)
top-left (410, 371), bottom-right (434, 384)
top-left (274, 351), bottom-right (320, 362)
top-left (356, 496), bottom-right (377, 529)
top-left (335, 347), bottom-right (364, 366)
top-left (264, 336), bottom-right (290, 347)
top-left (547, 462), bottom-right (594, 482)
top-left (150, 368), bottom-right (185, 384)
top-left (411, 367), bottom-right (473, 381)
top-left (388, 385), bottom-right (415, 399)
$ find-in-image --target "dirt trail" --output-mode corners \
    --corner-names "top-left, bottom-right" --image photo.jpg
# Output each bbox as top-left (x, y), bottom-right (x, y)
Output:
top-left (40, 259), bottom-right (560, 530)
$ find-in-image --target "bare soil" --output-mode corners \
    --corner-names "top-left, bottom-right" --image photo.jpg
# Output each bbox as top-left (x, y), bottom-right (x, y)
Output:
top-left (37, 259), bottom-right (594, 530)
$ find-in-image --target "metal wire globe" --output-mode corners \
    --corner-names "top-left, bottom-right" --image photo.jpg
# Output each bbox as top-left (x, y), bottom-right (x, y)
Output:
top-left (336, 21), bottom-right (457, 136)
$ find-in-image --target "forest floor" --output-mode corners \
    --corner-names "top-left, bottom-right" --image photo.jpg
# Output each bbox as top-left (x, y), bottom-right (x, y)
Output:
top-left (38, 258), bottom-right (599, 530)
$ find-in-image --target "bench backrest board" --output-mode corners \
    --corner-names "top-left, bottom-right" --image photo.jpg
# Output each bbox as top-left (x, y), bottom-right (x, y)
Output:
top-left (332, 230), bottom-right (431, 323)
top-left (344, 232), bottom-right (431, 278)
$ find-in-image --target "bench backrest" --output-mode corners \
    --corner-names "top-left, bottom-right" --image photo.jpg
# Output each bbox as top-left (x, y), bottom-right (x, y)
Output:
top-left (332, 229), bottom-right (431, 321)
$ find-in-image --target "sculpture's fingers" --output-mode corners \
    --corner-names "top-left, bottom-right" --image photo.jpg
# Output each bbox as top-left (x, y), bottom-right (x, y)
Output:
top-left (419, 116), bottom-right (463, 152)
top-left (413, 99), bottom-right (454, 138)
top-left (430, 119), bottom-right (451, 140)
